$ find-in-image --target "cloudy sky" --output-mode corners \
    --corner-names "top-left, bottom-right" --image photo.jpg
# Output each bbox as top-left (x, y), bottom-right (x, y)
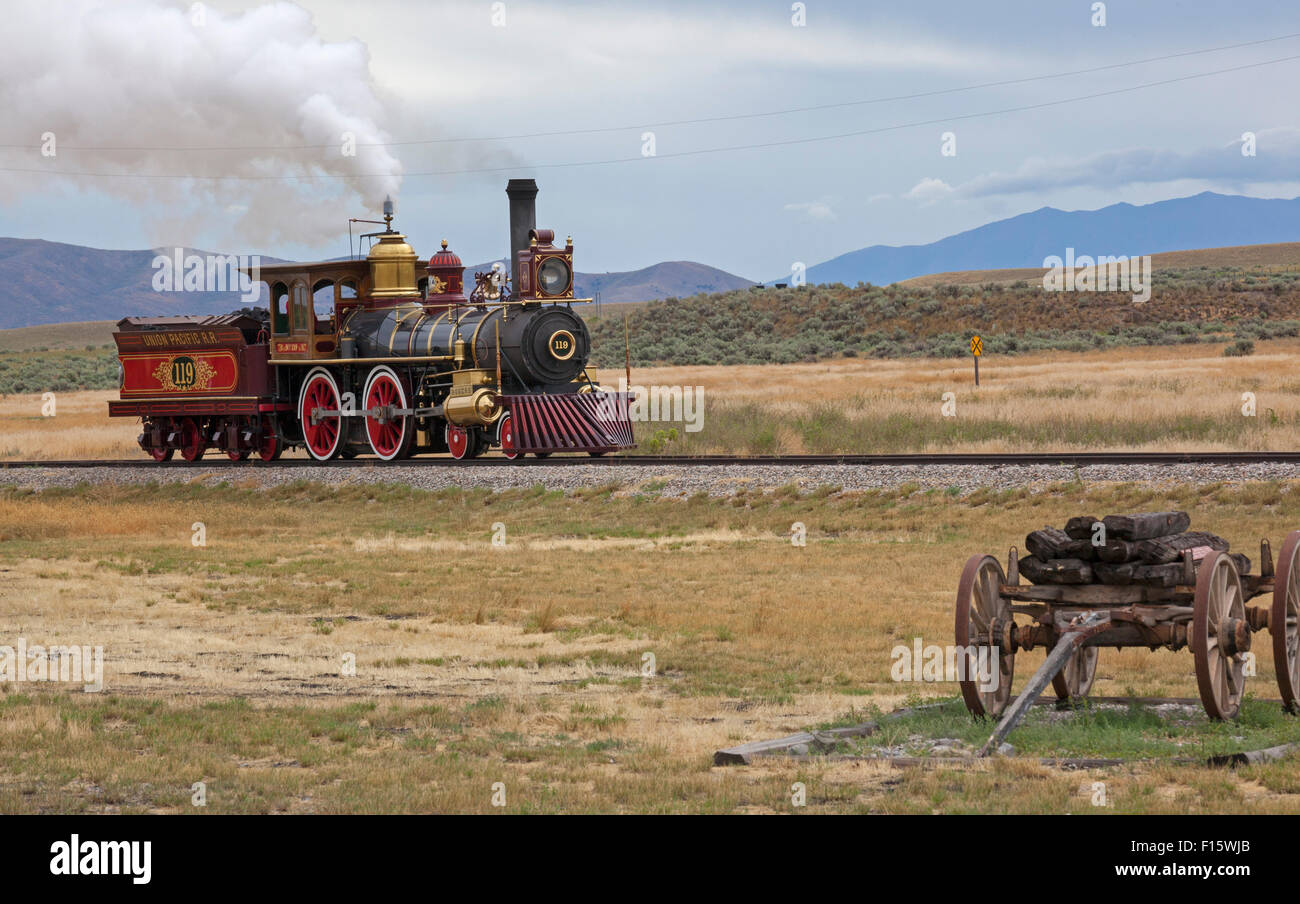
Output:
top-left (1, 0), bottom-right (1298, 280)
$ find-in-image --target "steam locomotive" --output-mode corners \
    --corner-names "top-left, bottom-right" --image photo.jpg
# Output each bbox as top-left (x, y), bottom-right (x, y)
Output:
top-left (108, 179), bottom-right (634, 462)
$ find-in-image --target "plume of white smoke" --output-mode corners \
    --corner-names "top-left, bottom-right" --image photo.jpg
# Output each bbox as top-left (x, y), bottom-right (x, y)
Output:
top-left (0, 0), bottom-right (407, 248)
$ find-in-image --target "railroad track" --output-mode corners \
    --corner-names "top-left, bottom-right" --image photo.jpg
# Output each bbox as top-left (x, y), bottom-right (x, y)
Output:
top-left (4, 451), bottom-right (1300, 469)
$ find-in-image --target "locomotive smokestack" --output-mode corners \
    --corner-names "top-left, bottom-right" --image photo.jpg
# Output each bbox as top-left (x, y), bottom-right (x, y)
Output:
top-left (505, 178), bottom-right (538, 297)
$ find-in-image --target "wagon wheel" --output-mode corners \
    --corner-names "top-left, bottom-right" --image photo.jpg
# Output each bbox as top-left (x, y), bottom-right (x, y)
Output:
top-left (1052, 646), bottom-right (1099, 701)
top-left (955, 554), bottom-right (1015, 718)
top-left (1272, 530), bottom-right (1300, 712)
top-left (1192, 551), bottom-right (1248, 720)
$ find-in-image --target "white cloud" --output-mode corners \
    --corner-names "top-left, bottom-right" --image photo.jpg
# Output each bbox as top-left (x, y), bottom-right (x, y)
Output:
top-left (317, 0), bottom-right (1007, 110)
top-left (784, 200), bottom-right (836, 220)
top-left (904, 177), bottom-right (954, 204)
top-left (945, 129), bottom-right (1300, 198)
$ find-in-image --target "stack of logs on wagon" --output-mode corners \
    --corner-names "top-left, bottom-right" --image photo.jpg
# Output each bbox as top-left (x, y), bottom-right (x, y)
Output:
top-left (1023, 512), bottom-right (1247, 588)
top-left (956, 512), bottom-right (1300, 721)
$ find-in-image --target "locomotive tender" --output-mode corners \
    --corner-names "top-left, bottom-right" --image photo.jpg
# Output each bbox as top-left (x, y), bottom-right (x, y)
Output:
top-left (108, 179), bottom-right (635, 462)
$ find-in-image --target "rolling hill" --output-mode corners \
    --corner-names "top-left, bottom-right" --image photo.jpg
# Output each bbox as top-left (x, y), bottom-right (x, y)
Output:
top-left (899, 242), bottom-right (1300, 288)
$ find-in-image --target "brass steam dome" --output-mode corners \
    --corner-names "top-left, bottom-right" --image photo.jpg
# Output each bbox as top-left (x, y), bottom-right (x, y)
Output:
top-left (367, 232), bottom-right (420, 299)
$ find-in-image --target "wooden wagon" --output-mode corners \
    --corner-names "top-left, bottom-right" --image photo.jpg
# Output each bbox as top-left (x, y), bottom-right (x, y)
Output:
top-left (955, 531), bottom-right (1300, 721)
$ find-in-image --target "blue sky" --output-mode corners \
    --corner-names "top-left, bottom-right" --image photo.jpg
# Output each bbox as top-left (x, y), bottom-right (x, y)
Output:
top-left (1, 0), bottom-right (1298, 280)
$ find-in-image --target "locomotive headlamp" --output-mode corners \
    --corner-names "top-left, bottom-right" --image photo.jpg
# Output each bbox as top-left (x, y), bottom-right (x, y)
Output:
top-left (475, 391), bottom-right (500, 421)
top-left (537, 257), bottom-right (572, 296)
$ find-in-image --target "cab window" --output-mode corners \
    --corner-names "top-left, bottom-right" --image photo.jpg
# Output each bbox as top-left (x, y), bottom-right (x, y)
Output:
top-left (292, 283), bottom-right (310, 334)
top-left (271, 283), bottom-right (289, 335)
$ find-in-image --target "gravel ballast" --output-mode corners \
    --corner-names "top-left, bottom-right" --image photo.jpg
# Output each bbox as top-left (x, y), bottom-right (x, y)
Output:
top-left (4, 462), bottom-right (1300, 496)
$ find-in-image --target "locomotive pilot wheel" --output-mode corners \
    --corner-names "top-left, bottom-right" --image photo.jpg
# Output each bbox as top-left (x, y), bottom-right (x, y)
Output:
top-left (1193, 551), bottom-right (1248, 720)
top-left (498, 413), bottom-right (520, 460)
top-left (446, 422), bottom-right (470, 460)
top-left (954, 554), bottom-right (1015, 718)
top-left (1272, 530), bottom-right (1300, 711)
top-left (298, 368), bottom-right (344, 461)
top-left (362, 366), bottom-right (413, 461)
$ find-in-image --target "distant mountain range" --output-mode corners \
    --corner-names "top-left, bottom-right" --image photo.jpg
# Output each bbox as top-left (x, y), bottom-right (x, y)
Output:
top-left (785, 192), bottom-right (1300, 286)
top-left (0, 239), bottom-right (753, 329)
top-left (4, 191), bottom-right (1299, 330)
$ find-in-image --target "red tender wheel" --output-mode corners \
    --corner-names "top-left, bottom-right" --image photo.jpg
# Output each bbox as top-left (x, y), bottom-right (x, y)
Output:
top-left (498, 413), bottom-right (520, 460)
top-left (256, 422), bottom-right (282, 462)
top-left (147, 419), bottom-right (174, 462)
top-left (363, 366), bottom-right (411, 460)
top-left (227, 448), bottom-right (250, 461)
top-left (179, 417), bottom-right (205, 462)
top-left (298, 369), bottom-right (343, 461)
top-left (446, 422), bottom-right (470, 460)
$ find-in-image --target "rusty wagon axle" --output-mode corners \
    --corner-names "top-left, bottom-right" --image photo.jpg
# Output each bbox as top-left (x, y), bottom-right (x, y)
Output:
top-left (955, 530), bottom-right (1300, 722)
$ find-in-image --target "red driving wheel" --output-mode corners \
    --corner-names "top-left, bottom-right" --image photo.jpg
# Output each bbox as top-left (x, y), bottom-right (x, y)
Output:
top-left (363, 366), bottom-right (412, 460)
top-left (299, 369), bottom-right (343, 461)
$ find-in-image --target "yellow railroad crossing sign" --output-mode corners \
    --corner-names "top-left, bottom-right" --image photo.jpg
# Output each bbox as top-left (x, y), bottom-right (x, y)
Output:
top-left (970, 335), bottom-right (983, 357)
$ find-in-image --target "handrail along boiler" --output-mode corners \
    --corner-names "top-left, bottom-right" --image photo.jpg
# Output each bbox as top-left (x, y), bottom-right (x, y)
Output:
top-left (107, 179), bottom-right (636, 462)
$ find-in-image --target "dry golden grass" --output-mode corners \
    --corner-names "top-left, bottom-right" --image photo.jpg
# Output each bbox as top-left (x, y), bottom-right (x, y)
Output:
top-left (642, 338), bottom-right (1300, 453)
top-left (3, 481), bottom-right (1300, 812)
top-left (0, 390), bottom-right (150, 460)
top-left (4, 339), bottom-right (1299, 460)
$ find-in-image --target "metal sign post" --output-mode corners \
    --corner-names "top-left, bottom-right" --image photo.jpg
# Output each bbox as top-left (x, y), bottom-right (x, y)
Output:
top-left (970, 335), bottom-right (982, 386)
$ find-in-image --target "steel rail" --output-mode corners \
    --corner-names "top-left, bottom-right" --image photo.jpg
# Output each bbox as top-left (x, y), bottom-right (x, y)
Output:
top-left (5, 452), bottom-right (1300, 469)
